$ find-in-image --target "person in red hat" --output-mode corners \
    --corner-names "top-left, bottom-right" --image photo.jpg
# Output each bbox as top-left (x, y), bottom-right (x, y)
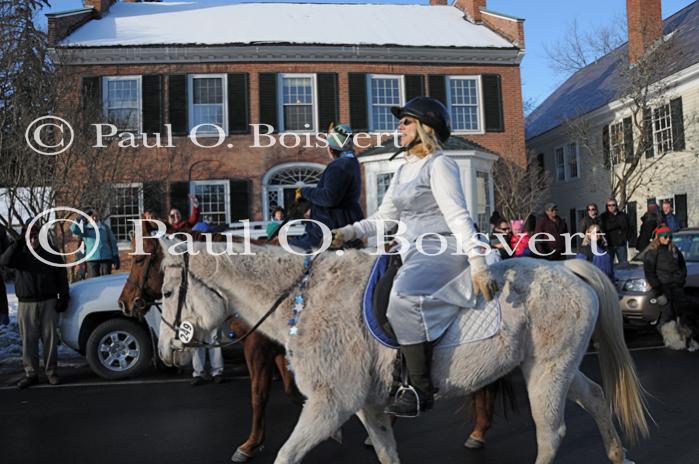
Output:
top-left (643, 224), bottom-right (697, 349)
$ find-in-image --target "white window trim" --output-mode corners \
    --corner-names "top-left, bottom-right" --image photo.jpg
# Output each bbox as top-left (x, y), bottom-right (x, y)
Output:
top-left (367, 74), bottom-right (405, 134)
top-left (446, 75), bottom-right (485, 135)
top-left (190, 179), bottom-right (231, 225)
top-left (187, 74), bottom-right (229, 137)
top-left (102, 75), bottom-right (142, 133)
top-left (651, 102), bottom-right (674, 157)
top-left (375, 171), bottom-right (394, 209)
top-left (608, 120), bottom-right (625, 164)
top-left (110, 182), bottom-right (143, 245)
top-left (277, 73), bottom-right (318, 133)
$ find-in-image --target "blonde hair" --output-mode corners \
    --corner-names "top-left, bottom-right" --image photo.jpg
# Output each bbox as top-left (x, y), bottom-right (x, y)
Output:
top-left (409, 120), bottom-right (441, 157)
top-left (582, 224), bottom-right (607, 247)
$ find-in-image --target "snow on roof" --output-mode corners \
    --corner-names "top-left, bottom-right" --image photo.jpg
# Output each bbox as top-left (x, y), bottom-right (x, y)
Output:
top-left (59, 2), bottom-right (516, 48)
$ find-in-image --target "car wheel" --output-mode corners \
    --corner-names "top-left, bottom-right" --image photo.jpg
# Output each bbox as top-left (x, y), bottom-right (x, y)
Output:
top-left (85, 318), bottom-right (153, 380)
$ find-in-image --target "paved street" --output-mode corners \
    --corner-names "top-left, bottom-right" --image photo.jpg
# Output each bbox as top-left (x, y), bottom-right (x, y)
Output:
top-left (2, 337), bottom-right (699, 464)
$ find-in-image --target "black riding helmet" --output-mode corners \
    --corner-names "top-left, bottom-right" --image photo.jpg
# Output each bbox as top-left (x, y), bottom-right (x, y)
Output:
top-left (390, 96), bottom-right (451, 143)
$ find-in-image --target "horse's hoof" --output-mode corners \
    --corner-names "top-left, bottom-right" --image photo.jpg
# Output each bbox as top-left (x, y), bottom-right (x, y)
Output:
top-left (464, 435), bottom-right (485, 449)
top-left (231, 446), bottom-right (262, 463)
top-left (363, 436), bottom-right (373, 448)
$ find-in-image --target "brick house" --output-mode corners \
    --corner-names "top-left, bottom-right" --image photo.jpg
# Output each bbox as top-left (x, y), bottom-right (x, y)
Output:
top-left (526, 0), bottom-right (699, 242)
top-left (47, 0), bottom-right (526, 245)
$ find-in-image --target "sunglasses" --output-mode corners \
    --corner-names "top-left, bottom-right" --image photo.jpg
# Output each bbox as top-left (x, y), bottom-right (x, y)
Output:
top-left (607, 204), bottom-right (617, 207)
top-left (399, 118), bottom-right (414, 127)
top-left (588, 208), bottom-right (597, 211)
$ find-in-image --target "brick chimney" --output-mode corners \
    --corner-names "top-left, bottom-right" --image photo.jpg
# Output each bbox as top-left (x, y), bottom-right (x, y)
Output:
top-left (626, 0), bottom-right (663, 64)
top-left (429, 0), bottom-right (449, 5)
top-left (84, 0), bottom-right (115, 16)
top-left (454, 0), bottom-right (486, 23)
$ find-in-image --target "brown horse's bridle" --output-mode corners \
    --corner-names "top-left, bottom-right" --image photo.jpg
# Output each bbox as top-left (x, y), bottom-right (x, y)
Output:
top-left (125, 251), bottom-right (160, 312)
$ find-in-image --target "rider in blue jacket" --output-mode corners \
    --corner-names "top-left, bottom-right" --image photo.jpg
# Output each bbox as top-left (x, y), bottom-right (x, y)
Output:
top-left (290, 124), bottom-right (364, 250)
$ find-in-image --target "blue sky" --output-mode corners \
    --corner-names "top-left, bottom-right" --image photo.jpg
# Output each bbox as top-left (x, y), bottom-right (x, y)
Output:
top-left (38, 0), bottom-right (697, 107)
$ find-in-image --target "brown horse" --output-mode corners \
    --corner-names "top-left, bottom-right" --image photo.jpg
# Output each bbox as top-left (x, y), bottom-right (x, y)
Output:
top-left (117, 223), bottom-right (506, 461)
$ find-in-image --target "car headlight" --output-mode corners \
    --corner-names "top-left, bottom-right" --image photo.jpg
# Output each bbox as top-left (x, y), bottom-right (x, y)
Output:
top-left (622, 278), bottom-right (650, 292)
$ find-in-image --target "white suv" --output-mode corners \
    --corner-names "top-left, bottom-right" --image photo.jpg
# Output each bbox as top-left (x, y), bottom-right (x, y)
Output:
top-left (59, 273), bottom-right (161, 380)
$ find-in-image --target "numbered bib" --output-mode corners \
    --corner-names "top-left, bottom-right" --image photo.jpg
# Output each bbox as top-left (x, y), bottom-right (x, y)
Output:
top-left (178, 321), bottom-right (195, 344)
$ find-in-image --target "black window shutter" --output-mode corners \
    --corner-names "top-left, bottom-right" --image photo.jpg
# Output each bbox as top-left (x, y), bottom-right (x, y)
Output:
top-left (602, 124), bottom-right (610, 168)
top-left (623, 117), bottom-right (634, 161)
top-left (675, 194), bottom-right (687, 229)
top-left (643, 108), bottom-right (654, 158)
top-left (258, 73), bottom-right (278, 132)
top-left (404, 75), bottom-right (425, 101)
top-left (569, 208), bottom-right (578, 248)
top-left (169, 181), bottom-right (190, 216)
top-left (670, 97), bottom-right (685, 151)
top-left (626, 201), bottom-right (638, 247)
top-left (142, 181), bottom-right (164, 218)
top-left (317, 73), bottom-right (339, 132)
top-left (229, 179), bottom-right (251, 222)
top-left (348, 73), bottom-right (368, 132)
top-left (428, 75), bottom-right (446, 105)
top-left (482, 74), bottom-right (504, 132)
top-left (142, 74), bottom-right (162, 135)
top-left (168, 74), bottom-right (188, 136)
top-left (81, 76), bottom-right (102, 113)
top-left (228, 73), bottom-right (249, 134)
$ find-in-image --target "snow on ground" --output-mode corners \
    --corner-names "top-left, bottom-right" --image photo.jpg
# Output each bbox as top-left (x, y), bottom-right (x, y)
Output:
top-left (0, 282), bottom-right (84, 374)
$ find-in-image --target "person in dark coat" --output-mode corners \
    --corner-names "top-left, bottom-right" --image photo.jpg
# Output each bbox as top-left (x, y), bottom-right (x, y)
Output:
top-left (643, 225), bottom-right (697, 348)
top-left (576, 224), bottom-right (614, 281)
top-left (490, 219), bottom-right (513, 260)
top-left (292, 124), bottom-right (364, 250)
top-left (661, 200), bottom-right (681, 232)
top-left (0, 223), bottom-right (69, 388)
top-left (534, 203), bottom-right (568, 260)
top-left (637, 204), bottom-right (661, 253)
top-left (0, 224), bottom-right (11, 325)
top-left (579, 203), bottom-right (602, 235)
top-left (600, 198), bottom-right (631, 265)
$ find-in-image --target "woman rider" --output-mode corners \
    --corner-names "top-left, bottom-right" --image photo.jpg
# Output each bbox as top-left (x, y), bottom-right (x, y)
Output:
top-left (331, 97), bottom-right (499, 417)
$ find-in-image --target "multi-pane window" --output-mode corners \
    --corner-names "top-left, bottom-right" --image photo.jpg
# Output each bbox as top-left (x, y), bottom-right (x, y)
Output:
top-left (555, 147), bottom-right (565, 182)
top-left (369, 75), bottom-right (403, 132)
top-left (192, 180), bottom-right (229, 226)
top-left (448, 77), bottom-right (480, 132)
top-left (280, 74), bottom-right (315, 131)
top-left (103, 77), bottom-right (141, 132)
top-left (376, 173), bottom-right (394, 207)
top-left (189, 75), bottom-right (226, 135)
top-left (476, 171), bottom-right (491, 233)
top-left (566, 142), bottom-right (579, 179)
top-left (111, 184), bottom-right (142, 242)
top-left (653, 103), bottom-right (673, 154)
top-left (609, 122), bottom-right (625, 163)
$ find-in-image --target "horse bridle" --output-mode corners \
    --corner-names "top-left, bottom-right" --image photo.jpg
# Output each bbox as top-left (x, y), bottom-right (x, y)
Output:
top-left (125, 251), bottom-right (159, 310)
top-left (159, 251), bottom-right (317, 350)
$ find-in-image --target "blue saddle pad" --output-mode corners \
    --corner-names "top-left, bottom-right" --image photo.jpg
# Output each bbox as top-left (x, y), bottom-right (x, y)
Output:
top-left (363, 255), bottom-right (400, 349)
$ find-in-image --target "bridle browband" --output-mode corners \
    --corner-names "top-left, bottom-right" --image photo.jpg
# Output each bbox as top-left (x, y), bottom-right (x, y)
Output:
top-left (159, 250), bottom-right (318, 350)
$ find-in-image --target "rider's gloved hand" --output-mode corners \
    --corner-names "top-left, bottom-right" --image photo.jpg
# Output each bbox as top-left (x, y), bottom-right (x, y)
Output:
top-left (469, 255), bottom-right (499, 301)
top-left (331, 225), bottom-right (356, 249)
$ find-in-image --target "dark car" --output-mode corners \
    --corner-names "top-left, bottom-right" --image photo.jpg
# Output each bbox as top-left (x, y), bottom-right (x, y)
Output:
top-left (615, 229), bottom-right (699, 327)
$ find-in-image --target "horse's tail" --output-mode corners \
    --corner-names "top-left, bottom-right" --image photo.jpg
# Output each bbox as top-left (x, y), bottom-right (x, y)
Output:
top-left (564, 259), bottom-right (650, 444)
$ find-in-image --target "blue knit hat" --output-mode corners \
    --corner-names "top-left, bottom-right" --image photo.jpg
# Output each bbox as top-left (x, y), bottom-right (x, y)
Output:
top-left (327, 123), bottom-right (353, 151)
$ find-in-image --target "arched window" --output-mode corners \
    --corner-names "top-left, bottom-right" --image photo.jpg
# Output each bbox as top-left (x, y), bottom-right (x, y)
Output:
top-left (262, 163), bottom-right (324, 219)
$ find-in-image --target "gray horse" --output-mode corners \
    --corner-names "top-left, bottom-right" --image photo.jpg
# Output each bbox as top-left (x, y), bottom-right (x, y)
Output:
top-left (156, 239), bottom-right (649, 464)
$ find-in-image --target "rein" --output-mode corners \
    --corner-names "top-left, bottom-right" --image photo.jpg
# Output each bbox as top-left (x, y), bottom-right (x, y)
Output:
top-left (160, 251), bottom-right (319, 350)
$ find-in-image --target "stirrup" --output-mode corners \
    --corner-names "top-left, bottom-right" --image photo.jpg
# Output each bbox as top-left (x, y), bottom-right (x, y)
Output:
top-left (385, 384), bottom-right (421, 418)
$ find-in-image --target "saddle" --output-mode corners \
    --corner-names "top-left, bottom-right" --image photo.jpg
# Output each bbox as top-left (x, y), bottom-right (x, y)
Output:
top-left (363, 254), bottom-right (403, 349)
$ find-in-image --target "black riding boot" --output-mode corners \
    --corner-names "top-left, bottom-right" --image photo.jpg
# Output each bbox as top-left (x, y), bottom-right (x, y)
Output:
top-left (384, 342), bottom-right (434, 417)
